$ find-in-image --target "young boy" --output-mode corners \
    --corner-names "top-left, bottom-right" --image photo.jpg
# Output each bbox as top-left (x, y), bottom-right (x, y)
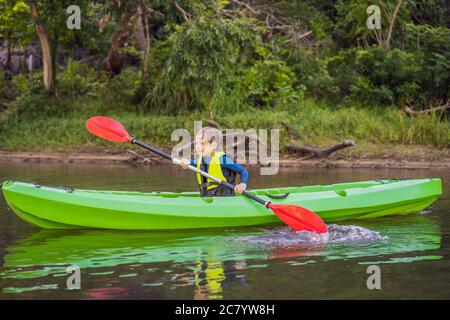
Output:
top-left (180, 127), bottom-right (248, 197)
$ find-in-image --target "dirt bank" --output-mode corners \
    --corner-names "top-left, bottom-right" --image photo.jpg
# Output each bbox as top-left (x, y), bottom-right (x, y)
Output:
top-left (1, 150), bottom-right (449, 170)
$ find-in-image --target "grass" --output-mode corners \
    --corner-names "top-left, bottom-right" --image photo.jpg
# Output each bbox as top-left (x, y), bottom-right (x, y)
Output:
top-left (0, 95), bottom-right (448, 158)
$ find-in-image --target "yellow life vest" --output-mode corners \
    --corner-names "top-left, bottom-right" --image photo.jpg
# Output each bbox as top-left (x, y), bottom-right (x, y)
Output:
top-left (194, 258), bottom-right (225, 300)
top-left (196, 151), bottom-right (227, 190)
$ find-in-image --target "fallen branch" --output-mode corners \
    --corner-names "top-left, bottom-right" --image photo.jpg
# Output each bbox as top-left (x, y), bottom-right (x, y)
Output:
top-left (283, 30), bottom-right (313, 44)
top-left (286, 140), bottom-right (356, 158)
top-left (126, 149), bottom-right (168, 164)
top-left (404, 100), bottom-right (450, 115)
top-left (127, 149), bottom-right (151, 163)
top-left (231, 0), bottom-right (257, 14)
top-left (220, 0), bottom-right (313, 47)
top-left (174, 1), bottom-right (192, 21)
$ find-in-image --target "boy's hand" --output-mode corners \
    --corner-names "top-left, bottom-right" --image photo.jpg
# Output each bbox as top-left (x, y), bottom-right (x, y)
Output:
top-left (180, 159), bottom-right (190, 169)
top-left (234, 183), bottom-right (247, 194)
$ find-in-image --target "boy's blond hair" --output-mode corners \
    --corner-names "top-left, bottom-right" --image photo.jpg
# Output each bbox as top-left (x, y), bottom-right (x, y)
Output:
top-left (195, 127), bottom-right (223, 151)
top-left (195, 127), bottom-right (223, 149)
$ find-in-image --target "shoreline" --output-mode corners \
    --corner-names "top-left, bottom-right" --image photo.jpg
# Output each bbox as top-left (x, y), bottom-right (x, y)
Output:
top-left (1, 150), bottom-right (449, 170)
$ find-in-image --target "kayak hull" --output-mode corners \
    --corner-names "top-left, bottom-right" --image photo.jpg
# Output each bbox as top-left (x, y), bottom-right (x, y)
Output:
top-left (1, 179), bottom-right (442, 230)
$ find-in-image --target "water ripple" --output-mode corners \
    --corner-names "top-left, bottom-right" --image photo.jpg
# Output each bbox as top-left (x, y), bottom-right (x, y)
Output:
top-left (238, 224), bottom-right (388, 246)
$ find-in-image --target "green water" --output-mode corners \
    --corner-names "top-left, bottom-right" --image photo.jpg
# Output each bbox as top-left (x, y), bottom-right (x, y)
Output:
top-left (0, 162), bottom-right (449, 299)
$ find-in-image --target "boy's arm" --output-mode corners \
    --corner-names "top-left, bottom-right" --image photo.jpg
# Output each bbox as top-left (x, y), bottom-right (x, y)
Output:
top-left (221, 155), bottom-right (248, 184)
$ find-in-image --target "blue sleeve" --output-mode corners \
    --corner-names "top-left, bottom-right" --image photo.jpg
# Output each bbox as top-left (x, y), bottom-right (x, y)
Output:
top-left (221, 155), bottom-right (248, 184)
top-left (190, 159), bottom-right (196, 166)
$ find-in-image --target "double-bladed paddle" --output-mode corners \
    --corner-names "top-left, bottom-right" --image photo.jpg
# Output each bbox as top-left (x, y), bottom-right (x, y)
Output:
top-left (86, 116), bottom-right (327, 234)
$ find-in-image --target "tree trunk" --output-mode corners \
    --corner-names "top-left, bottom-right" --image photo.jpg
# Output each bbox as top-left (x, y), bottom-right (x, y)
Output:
top-left (5, 40), bottom-right (12, 72)
top-left (134, 5), bottom-right (150, 77)
top-left (51, 26), bottom-right (59, 87)
top-left (142, 7), bottom-right (151, 77)
top-left (134, 6), bottom-right (147, 52)
top-left (4, 39), bottom-right (14, 99)
top-left (102, 9), bottom-right (137, 74)
top-left (29, 1), bottom-right (53, 90)
top-left (384, 0), bottom-right (404, 51)
top-left (286, 140), bottom-right (356, 159)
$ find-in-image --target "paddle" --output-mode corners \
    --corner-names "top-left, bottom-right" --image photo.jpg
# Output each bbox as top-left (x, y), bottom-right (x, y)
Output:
top-left (86, 116), bottom-right (328, 234)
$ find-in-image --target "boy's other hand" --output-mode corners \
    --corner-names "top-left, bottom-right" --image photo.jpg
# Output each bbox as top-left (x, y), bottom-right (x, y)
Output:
top-left (234, 183), bottom-right (247, 194)
top-left (180, 159), bottom-right (190, 169)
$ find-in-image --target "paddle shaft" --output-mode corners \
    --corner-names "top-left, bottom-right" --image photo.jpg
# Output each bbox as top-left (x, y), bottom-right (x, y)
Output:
top-left (132, 139), bottom-right (270, 207)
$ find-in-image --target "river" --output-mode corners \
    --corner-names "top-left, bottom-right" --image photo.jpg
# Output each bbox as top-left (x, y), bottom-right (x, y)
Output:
top-left (0, 162), bottom-right (448, 299)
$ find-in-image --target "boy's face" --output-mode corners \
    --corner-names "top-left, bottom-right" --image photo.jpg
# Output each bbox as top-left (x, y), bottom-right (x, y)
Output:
top-left (195, 136), bottom-right (217, 157)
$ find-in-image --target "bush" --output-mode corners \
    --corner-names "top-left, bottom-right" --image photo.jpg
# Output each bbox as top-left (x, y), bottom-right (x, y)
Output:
top-left (143, 16), bottom-right (262, 114)
top-left (240, 58), bottom-right (300, 108)
top-left (317, 46), bottom-right (423, 106)
top-left (7, 93), bottom-right (61, 119)
top-left (58, 59), bottom-right (97, 97)
top-left (403, 24), bottom-right (450, 104)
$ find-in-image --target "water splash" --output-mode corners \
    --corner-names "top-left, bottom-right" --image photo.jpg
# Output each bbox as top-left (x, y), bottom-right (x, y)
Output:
top-left (326, 224), bottom-right (387, 243)
top-left (239, 224), bottom-right (387, 246)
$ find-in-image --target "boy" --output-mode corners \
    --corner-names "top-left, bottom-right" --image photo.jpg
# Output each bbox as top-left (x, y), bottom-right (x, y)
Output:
top-left (180, 127), bottom-right (248, 197)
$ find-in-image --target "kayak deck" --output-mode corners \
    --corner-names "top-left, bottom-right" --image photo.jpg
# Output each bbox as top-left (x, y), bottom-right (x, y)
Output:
top-left (1, 178), bottom-right (442, 230)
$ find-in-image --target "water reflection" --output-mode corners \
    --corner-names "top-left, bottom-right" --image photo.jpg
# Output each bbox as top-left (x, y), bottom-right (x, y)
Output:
top-left (193, 259), bottom-right (225, 299)
top-left (1, 163), bottom-right (447, 299)
top-left (1, 215), bottom-right (442, 298)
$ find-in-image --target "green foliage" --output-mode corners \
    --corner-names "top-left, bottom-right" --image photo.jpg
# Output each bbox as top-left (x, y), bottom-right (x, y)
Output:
top-left (317, 46), bottom-right (425, 105)
top-left (403, 24), bottom-right (450, 102)
top-left (35, 0), bottom-right (96, 48)
top-left (143, 16), bottom-right (262, 113)
top-left (6, 63), bottom-right (141, 119)
top-left (59, 60), bottom-right (143, 102)
top-left (407, 0), bottom-right (449, 27)
top-left (57, 59), bottom-right (97, 96)
top-left (0, 0), bottom-right (34, 45)
top-left (0, 0), bottom-right (448, 156)
top-left (1, 98), bottom-right (448, 152)
top-left (3, 0), bottom-right (449, 111)
top-left (264, 0), bottom-right (335, 42)
top-left (240, 58), bottom-right (299, 107)
top-left (11, 74), bottom-right (29, 93)
top-left (333, 0), bottom-right (410, 48)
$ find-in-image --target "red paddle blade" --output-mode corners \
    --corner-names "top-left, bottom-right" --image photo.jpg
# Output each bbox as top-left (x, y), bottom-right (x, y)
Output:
top-left (268, 203), bottom-right (328, 234)
top-left (86, 116), bottom-right (133, 143)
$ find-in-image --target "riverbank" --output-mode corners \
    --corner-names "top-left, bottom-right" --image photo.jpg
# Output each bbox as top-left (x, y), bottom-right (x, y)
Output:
top-left (1, 98), bottom-right (448, 164)
top-left (1, 148), bottom-right (449, 169)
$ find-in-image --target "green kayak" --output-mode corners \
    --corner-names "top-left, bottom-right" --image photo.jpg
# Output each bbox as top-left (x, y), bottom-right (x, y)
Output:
top-left (1, 178), bottom-right (442, 230)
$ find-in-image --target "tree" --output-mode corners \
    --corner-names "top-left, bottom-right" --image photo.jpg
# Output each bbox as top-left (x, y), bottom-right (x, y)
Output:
top-left (100, 0), bottom-right (157, 75)
top-left (101, 6), bottom-right (137, 74)
top-left (25, 0), bottom-right (96, 91)
top-left (0, 0), bottom-right (34, 97)
top-left (145, 13), bottom-right (261, 115)
top-left (28, 0), bottom-right (53, 90)
top-left (335, 0), bottom-right (408, 51)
